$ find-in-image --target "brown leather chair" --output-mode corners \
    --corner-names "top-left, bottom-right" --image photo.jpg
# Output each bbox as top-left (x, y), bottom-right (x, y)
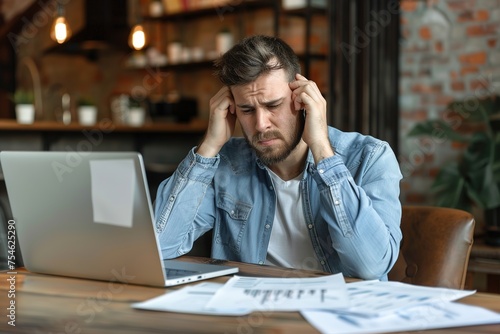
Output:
top-left (388, 205), bottom-right (475, 289)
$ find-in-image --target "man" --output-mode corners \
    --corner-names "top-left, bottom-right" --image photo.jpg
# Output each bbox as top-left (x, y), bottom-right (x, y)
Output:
top-left (155, 35), bottom-right (402, 280)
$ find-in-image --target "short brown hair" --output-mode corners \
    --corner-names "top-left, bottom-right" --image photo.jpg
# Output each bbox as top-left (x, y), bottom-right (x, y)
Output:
top-left (214, 35), bottom-right (301, 86)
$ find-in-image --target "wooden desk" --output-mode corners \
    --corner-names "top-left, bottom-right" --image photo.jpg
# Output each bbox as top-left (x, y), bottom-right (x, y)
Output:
top-left (1, 257), bottom-right (500, 334)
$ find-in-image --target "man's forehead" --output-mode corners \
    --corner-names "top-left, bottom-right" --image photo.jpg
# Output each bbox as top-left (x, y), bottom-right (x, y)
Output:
top-left (231, 85), bottom-right (287, 105)
top-left (231, 72), bottom-right (291, 104)
top-left (231, 68), bottom-right (289, 89)
top-left (235, 96), bottom-right (285, 108)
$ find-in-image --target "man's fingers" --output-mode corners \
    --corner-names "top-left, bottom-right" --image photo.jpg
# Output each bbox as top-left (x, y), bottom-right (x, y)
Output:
top-left (296, 73), bottom-right (307, 80)
top-left (210, 87), bottom-right (235, 116)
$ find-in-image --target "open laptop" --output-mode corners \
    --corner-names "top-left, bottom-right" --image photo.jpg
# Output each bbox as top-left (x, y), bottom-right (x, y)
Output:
top-left (0, 151), bottom-right (238, 287)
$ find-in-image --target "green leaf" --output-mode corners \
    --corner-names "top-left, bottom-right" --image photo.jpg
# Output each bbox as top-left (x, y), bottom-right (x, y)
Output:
top-left (13, 90), bottom-right (34, 104)
top-left (460, 133), bottom-right (500, 209)
top-left (407, 120), bottom-right (468, 143)
top-left (410, 95), bottom-right (500, 212)
top-left (430, 163), bottom-right (470, 211)
top-left (77, 97), bottom-right (95, 106)
top-left (461, 133), bottom-right (490, 176)
top-left (493, 133), bottom-right (500, 184)
top-left (447, 96), bottom-right (500, 124)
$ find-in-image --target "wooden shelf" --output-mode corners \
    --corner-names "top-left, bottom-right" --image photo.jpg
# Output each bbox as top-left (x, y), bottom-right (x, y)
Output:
top-left (144, 0), bottom-right (276, 21)
top-left (468, 258), bottom-right (500, 275)
top-left (282, 6), bottom-right (327, 17)
top-left (470, 237), bottom-right (500, 261)
top-left (126, 60), bottom-right (216, 72)
top-left (126, 53), bottom-right (327, 73)
top-left (0, 119), bottom-right (208, 133)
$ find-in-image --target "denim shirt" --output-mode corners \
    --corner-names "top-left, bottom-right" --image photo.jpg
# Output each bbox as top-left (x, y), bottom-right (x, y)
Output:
top-left (155, 126), bottom-right (403, 280)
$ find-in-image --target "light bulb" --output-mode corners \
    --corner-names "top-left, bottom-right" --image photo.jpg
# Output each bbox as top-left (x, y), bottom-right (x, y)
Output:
top-left (50, 16), bottom-right (71, 44)
top-left (129, 24), bottom-right (146, 50)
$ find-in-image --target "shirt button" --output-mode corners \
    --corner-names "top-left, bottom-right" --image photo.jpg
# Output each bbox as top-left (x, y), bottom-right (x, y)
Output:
top-left (258, 261), bottom-right (264, 265)
top-left (334, 200), bottom-right (340, 205)
top-left (269, 186), bottom-right (273, 190)
top-left (265, 224), bottom-right (271, 229)
top-left (308, 224), bottom-right (313, 229)
top-left (320, 260), bottom-right (325, 265)
top-left (318, 169), bottom-right (324, 174)
top-left (169, 196), bottom-right (175, 202)
top-left (230, 210), bottom-right (235, 216)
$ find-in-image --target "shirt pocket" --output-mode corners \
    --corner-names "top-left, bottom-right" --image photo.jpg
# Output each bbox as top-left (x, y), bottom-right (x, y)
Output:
top-left (215, 192), bottom-right (252, 254)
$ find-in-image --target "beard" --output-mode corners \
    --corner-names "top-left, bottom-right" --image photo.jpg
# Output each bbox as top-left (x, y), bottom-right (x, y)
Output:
top-left (245, 115), bottom-right (304, 166)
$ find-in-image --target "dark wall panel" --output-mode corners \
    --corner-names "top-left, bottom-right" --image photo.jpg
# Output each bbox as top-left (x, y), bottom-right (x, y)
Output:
top-left (329, 0), bottom-right (400, 154)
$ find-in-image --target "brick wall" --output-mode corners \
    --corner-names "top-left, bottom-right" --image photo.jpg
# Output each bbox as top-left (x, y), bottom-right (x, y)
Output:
top-left (399, 0), bottom-right (500, 210)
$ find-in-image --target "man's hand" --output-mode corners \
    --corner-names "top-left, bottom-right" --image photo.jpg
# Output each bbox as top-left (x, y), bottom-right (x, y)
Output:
top-left (197, 86), bottom-right (237, 158)
top-left (289, 73), bottom-right (334, 164)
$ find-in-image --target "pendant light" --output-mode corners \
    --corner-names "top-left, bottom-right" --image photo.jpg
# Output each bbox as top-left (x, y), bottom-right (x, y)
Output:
top-left (50, 4), bottom-right (71, 44)
top-left (129, 23), bottom-right (146, 50)
top-left (128, 0), bottom-right (147, 50)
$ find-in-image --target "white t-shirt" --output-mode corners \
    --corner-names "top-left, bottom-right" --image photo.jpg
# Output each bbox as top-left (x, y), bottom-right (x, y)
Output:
top-left (265, 168), bottom-right (321, 271)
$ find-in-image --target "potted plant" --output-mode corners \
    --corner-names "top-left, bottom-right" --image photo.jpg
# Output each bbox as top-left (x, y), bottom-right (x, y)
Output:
top-left (13, 89), bottom-right (34, 104)
top-left (408, 94), bottom-right (500, 246)
top-left (167, 39), bottom-right (183, 64)
top-left (12, 89), bottom-right (35, 124)
top-left (77, 97), bottom-right (97, 126)
top-left (216, 27), bottom-right (233, 55)
top-left (127, 96), bottom-right (145, 127)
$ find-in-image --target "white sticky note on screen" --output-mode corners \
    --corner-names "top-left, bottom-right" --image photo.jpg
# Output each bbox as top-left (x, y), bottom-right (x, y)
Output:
top-left (90, 159), bottom-right (135, 228)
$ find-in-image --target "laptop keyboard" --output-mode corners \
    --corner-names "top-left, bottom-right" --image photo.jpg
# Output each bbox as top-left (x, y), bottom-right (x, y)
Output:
top-left (165, 268), bottom-right (200, 279)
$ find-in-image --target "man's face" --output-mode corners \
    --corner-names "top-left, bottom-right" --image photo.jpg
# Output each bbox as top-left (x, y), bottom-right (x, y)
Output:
top-left (231, 69), bottom-right (304, 166)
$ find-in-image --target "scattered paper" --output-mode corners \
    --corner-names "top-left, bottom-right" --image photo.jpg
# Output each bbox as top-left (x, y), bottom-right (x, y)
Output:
top-left (131, 276), bottom-right (500, 334)
top-left (338, 280), bottom-right (475, 317)
top-left (205, 274), bottom-right (349, 312)
top-left (302, 301), bottom-right (500, 334)
top-left (90, 159), bottom-right (135, 228)
top-left (132, 282), bottom-right (251, 316)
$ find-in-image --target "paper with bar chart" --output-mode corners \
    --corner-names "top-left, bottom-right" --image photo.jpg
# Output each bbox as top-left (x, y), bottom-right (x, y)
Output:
top-left (205, 274), bottom-right (349, 312)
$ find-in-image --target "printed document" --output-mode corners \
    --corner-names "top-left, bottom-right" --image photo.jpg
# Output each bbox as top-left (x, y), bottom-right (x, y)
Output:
top-left (133, 274), bottom-right (349, 315)
top-left (205, 274), bottom-right (349, 312)
top-left (132, 282), bottom-right (251, 316)
top-left (338, 280), bottom-right (475, 317)
top-left (302, 301), bottom-right (500, 334)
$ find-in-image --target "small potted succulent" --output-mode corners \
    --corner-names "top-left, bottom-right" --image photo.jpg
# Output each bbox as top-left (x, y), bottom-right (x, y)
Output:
top-left (216, 27), bottom-right (233, 55)
top-left (13, 89), bottom-right (35, 124)
top-left (127, 96), bottom-right (146, 127)
top-left (77, 97), bottom-right (98, 126)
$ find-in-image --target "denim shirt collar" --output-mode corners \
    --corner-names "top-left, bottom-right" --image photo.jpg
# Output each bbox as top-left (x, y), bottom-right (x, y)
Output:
top-left (255, 147), bottom-right (316, 177)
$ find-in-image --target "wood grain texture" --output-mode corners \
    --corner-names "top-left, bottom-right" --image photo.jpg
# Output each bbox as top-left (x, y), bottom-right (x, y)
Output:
top-left (0, 119), bottom-right (208, 133)
top-left (1, 256), bottom-right (499, 333)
